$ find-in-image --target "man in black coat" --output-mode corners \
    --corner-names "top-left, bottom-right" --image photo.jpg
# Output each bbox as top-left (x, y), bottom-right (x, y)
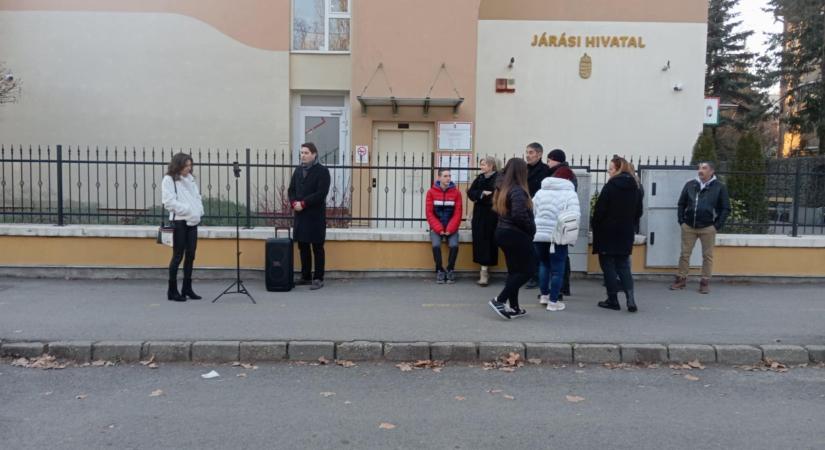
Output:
top-left (670, 161), bottom-right (731, 294)
top-left (288, 142), bottom-right (331, 290)
top-left (524, 142), bottom-right (551, 289)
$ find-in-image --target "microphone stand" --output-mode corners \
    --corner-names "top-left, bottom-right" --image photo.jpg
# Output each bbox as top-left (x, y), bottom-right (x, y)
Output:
top-left (213, 161), bottom-right (255, 304)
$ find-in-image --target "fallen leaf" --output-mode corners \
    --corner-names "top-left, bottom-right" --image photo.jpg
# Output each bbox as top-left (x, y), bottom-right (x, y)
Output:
top-left (76, 394), bottom-right (87, 400)
top-left (336, 360), bottom-right (356, 368)
top-left (687, 360), bottom-right (705, 370)
top-left (527, 358), bottom-right (542, 365)
top-left (454, 396), bottom-right (466, 401)
top-left (149, 389), bottom-right (164, 397)
top-left (139, 355), bottom-right (156, 366)
top-left (565, 395), bottom-right (585, 403)
top-left (11, 355), bottom-right (69, 370)
top-left (684, 374), bottom-right (700, 381)
top-left (201, 370), bottom-right (220, 379)
top-left (237, 373), bottom-right (247, 378)
top-left (320, 392), bottom-right (336, 398)
top-left (344, 401), bottom-right (352, 405)
top-left (487, 389), bottom-right (503, 394)
top-left (396, 363), bottom-right (413, 372)
top-left (379, 422), bottom-right (396, 430)
top-left (502, 394), bottom-right (515, 400)
top-left (148, 363), bottom-right (159, 369)
top-left (432, 367), bottom-right (443, 373)
top-left (318, 356), bottom-right (330, 365)
top-left (498, 367), bottom-right (516, 373)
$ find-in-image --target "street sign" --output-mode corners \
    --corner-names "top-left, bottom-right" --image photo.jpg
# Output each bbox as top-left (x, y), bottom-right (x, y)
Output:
top-left (704, 97), bottom-right (720, 126)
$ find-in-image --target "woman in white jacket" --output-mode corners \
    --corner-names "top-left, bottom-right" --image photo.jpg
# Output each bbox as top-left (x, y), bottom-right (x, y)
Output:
top-left (162, 153), bottom-right (205, 302)
top-left (533, 176), bottom-right (580, 311)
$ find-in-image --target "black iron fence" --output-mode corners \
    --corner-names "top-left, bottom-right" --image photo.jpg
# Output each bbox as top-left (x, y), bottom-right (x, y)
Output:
top-left (1, 144), bottom-right (823, 236)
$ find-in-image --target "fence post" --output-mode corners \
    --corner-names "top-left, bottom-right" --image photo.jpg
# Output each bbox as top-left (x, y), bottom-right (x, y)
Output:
top-left (791, 158), bottom-right (802, 237)
top-left (56, 144), bottom-right (65, 226)
top-left (245, 147), bottom-right (252, 229)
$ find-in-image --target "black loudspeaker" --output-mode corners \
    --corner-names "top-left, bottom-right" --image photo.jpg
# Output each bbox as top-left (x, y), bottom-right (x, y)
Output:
top-left (265, 234), bottom-right (294, 292)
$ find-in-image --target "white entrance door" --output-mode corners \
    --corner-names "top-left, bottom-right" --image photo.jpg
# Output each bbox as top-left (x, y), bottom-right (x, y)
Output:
top-left (371, 122), bottom-right (434, 228)
top-left (297, 106), bottom-right (350, 211)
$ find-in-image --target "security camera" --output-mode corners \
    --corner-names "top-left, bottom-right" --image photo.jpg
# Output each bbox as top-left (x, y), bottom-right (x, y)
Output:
top-left (2, 73), bottom-right (12, 82)
top-left (673, 83), bottom-right (684, 92)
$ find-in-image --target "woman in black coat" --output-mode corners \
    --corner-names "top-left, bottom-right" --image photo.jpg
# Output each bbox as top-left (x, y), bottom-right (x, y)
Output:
top-left (591, 156), bottom-right (643, 312)
top-left (288, 142), bottom-right (331, 290)
top-left (467, 156), bottom-right (499, 286)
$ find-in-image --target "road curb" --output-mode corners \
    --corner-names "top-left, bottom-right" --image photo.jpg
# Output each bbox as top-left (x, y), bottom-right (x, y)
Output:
top-left (2, 340), bottom-right (824, 366)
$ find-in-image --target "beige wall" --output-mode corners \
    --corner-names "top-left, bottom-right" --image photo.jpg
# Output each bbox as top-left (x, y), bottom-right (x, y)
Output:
top-left (290, 54), bottom-right (352, 91)
top-left (0, 10), bottom-right (290, 149)
top-left (350, 0), bottom-right (480, 159)
top-left (479, 0), bottom-right (707, 23)
top-left (0, 0), bottom-right (291, 51)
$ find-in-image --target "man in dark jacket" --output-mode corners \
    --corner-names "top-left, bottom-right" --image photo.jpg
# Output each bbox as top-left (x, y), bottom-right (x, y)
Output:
top-left (425, 170), bottom-right (463, 284)
top-left (526, 142), bottom-right (552, 197)
top-left (525, 142), bottom-right (550, 289)
top-left (670, 161), bottom-right (731, 294)
top-left (546, 148), bottom-right (577, 297)
top-left (288, 142), bottom-right (331, 291)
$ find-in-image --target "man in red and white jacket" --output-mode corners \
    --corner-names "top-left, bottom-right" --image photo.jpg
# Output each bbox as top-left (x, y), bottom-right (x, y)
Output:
top-left (425, 169), bottom-right (463, 284)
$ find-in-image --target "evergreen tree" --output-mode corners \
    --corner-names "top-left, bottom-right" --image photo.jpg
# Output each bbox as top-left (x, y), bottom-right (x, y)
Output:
top-left (691, 130), bottom-right (719, 165)
top-left (705, 0), bottom-right (767, 135)
top-left (761, 0), bottom-right (825, 155)
top-left (727, 132), bottom-right (768, 231)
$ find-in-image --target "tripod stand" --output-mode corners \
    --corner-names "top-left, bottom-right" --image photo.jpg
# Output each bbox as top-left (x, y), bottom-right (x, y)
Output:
top-left (213, 161), bottom-right (256, 304)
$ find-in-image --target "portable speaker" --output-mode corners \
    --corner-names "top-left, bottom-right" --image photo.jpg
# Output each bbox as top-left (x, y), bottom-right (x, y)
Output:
top-left (265, 232), bottom-right (294, 292)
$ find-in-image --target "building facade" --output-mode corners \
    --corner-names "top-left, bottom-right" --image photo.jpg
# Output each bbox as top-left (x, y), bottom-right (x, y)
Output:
top-left (0, 0), bottom-right (708, 225)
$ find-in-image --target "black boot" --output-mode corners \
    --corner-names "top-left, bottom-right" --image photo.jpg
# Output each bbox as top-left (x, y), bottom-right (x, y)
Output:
top-left (167, 280), bottom-right (186, 302)
top-left (598, 293), bottom-right (620, 311)
top-left (431, 247), bottom-right (444, 273)
top-left (181, 278), bottom-right (202, 300)
top-left (626, 290), bottom-right (637, 313)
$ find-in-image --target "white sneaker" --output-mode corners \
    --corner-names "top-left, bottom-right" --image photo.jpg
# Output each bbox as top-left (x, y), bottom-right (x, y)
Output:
top-left (539, 295), bottom-right (549, 305)
top-left (546, 301), bottom-right (566, 311)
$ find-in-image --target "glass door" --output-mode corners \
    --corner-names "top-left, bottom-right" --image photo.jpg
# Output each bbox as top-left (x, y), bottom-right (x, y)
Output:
top-left (297, 108), bottom-right (349, 214)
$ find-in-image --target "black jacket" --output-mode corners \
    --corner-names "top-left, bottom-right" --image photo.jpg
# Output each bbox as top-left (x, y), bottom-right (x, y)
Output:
top-left (467, 172), bottom-right (499, 265)
top-left (288, 162), bottom-right (331, 244)
top-left (591, 172), bottom-right (643, 256)
top-left (677, 177), bottom-right (731, 230)
top-left (527, 161), bottom-right (552, 197)
top-left (497, 186), bottom-right (536, 238)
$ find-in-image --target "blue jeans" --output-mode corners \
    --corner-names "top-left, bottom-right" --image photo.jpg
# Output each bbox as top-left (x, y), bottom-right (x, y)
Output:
top-left (535, 242), bottom-right (568, 302)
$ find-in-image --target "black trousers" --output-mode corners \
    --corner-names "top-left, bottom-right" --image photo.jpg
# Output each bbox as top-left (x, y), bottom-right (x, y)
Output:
top-left (169, 221), bottom-right (197, 282)
top-left (298, 241), bottom-right (325, 281)
top-left (495, 228), bottom-right (536, 310)
top-left (598, 254), bottom-right (634, 297)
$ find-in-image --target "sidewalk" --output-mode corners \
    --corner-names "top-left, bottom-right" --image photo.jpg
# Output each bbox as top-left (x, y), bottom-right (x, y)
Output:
top-left (0, 277), bottom-right (823, 346)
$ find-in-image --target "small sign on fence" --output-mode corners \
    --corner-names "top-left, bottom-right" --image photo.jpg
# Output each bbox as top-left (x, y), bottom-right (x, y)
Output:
top-left (355, 145), bottom-right (369, 164)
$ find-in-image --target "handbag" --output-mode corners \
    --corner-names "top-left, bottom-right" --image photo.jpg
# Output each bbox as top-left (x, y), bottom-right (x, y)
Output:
top-left (156, 180), bottom-right (177, 247)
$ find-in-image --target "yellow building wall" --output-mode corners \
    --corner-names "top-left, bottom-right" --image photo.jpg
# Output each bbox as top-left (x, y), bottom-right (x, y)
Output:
top-left (1, 236), bottom-right (824, 277)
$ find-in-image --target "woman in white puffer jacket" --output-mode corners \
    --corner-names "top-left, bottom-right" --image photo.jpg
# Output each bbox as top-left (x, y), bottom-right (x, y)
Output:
top-left (533, 176), bottom-right (580, 311)
top-left (162, 153), bottom-right (205, 302)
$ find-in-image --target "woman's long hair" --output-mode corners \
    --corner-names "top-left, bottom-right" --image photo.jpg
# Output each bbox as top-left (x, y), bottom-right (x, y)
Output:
top-left (493, 158), bottom-right (532, 216)
top-left (610, 155), bottom-right (639, 186)
top-left (167, 152), bottom-right (193, 180)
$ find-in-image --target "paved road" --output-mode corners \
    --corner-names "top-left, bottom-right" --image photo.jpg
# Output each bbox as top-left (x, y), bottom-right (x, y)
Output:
top-left (1, 361), bottom-right (824, 449)
top-left (0, 277), bottom-right (823, 344)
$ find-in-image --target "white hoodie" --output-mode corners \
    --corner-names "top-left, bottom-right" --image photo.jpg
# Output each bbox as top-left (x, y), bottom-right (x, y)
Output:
top-left (532, 177), bottom-right (580, 243)
top-left (162, 174), bottom-right (204, 226)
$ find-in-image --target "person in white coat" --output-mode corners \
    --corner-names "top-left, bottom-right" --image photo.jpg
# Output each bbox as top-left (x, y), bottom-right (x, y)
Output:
top-left (162, 153), bottom-right (205, 302)
top-left (533, 177), bottom-right (580, 311)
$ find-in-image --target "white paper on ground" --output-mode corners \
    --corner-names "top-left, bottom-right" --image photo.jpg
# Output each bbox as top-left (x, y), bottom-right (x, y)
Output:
top-left (201, 370), bottom-right (220, 379)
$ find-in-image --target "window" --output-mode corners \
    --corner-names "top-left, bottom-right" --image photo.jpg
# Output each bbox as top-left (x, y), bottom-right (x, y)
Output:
top-left (292, 0), bottom-right (350, 52)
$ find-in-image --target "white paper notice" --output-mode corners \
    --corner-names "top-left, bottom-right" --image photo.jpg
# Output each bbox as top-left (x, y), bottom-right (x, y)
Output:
top-left (355, 145), bottom-right (369, 164)
top-left (438, 122), bottom-right (473, 151)
top-left (440, 154), bottom-right (470, 183)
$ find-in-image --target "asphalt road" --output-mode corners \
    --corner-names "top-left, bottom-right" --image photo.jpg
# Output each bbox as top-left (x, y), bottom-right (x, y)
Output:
top-left (1, 361), bottom-right (824, 449)
top-left (0, 277), bottom-right (824, 344)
